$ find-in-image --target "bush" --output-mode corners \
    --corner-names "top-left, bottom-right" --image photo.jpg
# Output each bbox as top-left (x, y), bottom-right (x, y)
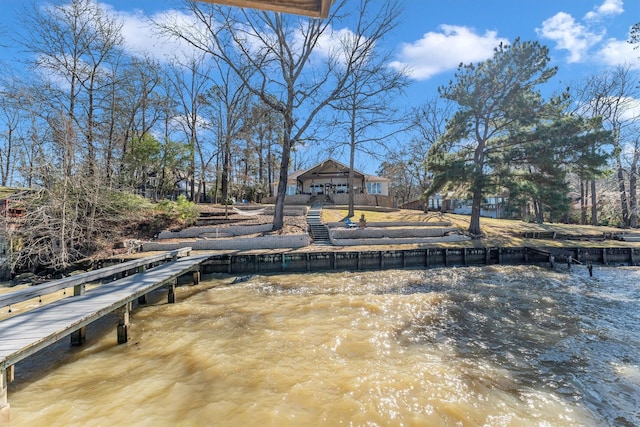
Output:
top-left (175, 195), bottom-right (200, 225)
top-left (157, 195), bottom-right (200, 226)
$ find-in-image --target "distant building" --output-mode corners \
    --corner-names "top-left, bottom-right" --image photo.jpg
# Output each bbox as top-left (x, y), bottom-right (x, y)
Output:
top-left (401, 194), bottom-right (510, 219)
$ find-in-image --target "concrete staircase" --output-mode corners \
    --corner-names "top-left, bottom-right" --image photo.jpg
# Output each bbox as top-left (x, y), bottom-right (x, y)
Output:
top-left (307, 203), bottom-right (331, 245)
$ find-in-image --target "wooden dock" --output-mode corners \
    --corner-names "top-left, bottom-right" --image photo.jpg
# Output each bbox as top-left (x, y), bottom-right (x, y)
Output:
top-left (0, 250), bottom-right (210, 423)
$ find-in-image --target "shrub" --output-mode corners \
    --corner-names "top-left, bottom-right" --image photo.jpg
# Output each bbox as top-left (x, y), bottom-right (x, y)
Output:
top-left (157, 195), bottom-right (200, 226)
top-left (175, 195), bottom-right (200, 225)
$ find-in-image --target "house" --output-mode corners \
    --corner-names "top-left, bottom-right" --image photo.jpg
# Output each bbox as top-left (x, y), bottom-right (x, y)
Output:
top-left (268, 158), bottom-right (392, 207)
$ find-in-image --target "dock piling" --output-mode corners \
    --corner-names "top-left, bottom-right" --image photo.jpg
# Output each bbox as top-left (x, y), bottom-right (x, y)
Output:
top-left (117, 302), bottom-right (132, 344)
top-left (168, 280), bottom-right (177, 304)
top-left (70, 327), bottom-right (86, 346)
top-left (1, 368), bottom-right (9, 424)
top-left (192, 270), bottom-right (200, 285)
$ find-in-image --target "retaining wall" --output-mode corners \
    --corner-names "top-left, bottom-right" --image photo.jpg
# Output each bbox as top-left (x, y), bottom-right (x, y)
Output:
top-left (327, 221), bottom-right (451, 228)
top-left (143, 234), bottom-right (310, 251)
top-left (331, 227), bottom-right (458, 239)
top-left (200, 247), bottom-right (640, 275)
top-left (330, 234), bottom-right (470, 246)
top-left (158, 224), bottom-right (273, 239)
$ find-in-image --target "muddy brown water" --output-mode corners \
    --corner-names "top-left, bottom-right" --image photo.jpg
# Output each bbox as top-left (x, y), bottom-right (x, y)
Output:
top-left (3, 265), bottom-right (639, 426)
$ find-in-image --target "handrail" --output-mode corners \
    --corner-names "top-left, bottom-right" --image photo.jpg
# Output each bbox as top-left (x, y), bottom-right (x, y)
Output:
top-left (0, 247), bottom-right (192, 308)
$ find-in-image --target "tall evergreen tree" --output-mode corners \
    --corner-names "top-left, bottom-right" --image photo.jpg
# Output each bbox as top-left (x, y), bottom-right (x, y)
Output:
top-left (499, 115), bottom-right (610, 222)
top-left (427, 39), bottom-right (558, 235)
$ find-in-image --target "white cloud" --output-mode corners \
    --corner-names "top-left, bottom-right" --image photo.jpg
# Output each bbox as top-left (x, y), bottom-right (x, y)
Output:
top-left (584, 0), bottom-right (624, 20)
top-left (537, 12), bottom-right (603, 63)
top-left (315, 27), bottom-right (356, 62)
top-left (619, 97), bottom-right (640, 122)
top-left (99, 3), bottom-right (206, 62)
top-left (389, 25), bottom-right (509, 81)
top-left (597, 38), bottom-right (640, 69)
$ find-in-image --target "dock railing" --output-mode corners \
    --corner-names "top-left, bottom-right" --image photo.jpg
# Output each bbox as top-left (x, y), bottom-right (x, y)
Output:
top-left (0, 247), bottom-right (192, 310)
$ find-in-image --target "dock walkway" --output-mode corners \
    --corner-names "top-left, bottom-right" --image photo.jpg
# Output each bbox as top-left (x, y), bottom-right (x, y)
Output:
top-left (0, 252), bottom-right (211, 423)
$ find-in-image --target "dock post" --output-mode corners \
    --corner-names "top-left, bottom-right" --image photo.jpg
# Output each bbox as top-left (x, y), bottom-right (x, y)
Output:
top-left (192, 269), bottom-right (200, 285)
top-left (70, 282), bottom-right (87, 346)
top-left (74, 284), bottom-right (85, 296)
top-left (70, 327), bottom-right (86, 346)
top-left (168, 279), bottom-right (177, 304)
top-left (1, 367), bottom-right (9, 424)
top-left (117, 302), bottom-right (131, 344)
top-left (138, 269), bottom-right (148, 302)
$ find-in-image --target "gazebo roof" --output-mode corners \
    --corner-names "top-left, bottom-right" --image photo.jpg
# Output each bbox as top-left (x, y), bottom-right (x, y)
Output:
top-left (198, 0), bottom-right (335, 18)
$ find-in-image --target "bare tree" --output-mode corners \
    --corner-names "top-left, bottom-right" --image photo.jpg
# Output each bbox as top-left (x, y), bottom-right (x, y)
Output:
top-left (156, 0), bottom-right (363, 230)
top-left (0, 82), bottom-right (21, 186)
top-left (629, 137), bottom-right (640, 228)
top-left (18, 0), bottom-right (124, 178)
top-left (240, 100), bottom-right (283, 199)
top-left (411, 96), bottom-right (454, 210)
top-left (116, 56), bottom-right (166, 190)
top-left (329, 0), bottom-right (408, 217)
top-left (202, 65), bottom-right (253, 204)
top-left (167, 52), bottom-right (215, 202)
top-left (575, 66), bottom-right (640, 227)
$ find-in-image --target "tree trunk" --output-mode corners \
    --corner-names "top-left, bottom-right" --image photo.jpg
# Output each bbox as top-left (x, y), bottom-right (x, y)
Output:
top-left (533, 199), bottom-right (543, 223)
top-left (221, 137), bottom-right (231, 203)
top-left (267, 143), bottom-right (273, 197)
top-left (591, 180), bottom-right (598, 226)
top-left (616, 153), bottom-right (629, 227)
top-left (469, 186), bottom-right (482, 235)
top-left (348, 136), bottom-right (356, 218)
top-left (630, 142), bottom-right (639, 228)
top-left (273, 139), bottom-right (290, 231)
top-left (468, 137), bottom-right (485, 236)
top-left (580, 180), bottom-right (587, 225)
top-left (190, 137), bottom-right (196, 203)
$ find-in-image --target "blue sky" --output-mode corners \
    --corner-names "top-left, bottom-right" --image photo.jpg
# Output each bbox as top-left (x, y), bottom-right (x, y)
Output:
top-left (0, 0), bottom-right (638, 173)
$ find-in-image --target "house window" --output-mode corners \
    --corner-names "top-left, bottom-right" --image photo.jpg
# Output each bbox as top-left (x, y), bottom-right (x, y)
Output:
top-left (366, 182), bottom-right (382, 194)
top-left (286, 185), bottom-right (297, 195)
top-left (310, 183), bottom-right (324, 195)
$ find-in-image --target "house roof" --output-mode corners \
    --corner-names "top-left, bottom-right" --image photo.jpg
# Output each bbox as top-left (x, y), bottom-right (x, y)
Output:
top-left (198, 0), bottom-right (335, 18)
top-left (288, 158), bottom-right (389, 183)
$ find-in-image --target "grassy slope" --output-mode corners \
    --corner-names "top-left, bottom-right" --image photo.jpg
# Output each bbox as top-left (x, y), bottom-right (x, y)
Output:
top-left (321, 208), bottom-right (636, 249)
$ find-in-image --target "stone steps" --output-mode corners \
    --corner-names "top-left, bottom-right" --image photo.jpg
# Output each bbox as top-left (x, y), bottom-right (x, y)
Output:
top-left (307, 203), bottom-right (331, 245)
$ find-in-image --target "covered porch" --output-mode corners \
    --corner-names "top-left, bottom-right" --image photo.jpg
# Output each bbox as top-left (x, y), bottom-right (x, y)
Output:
top-left (292, 159), bottom-right (366, 196)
